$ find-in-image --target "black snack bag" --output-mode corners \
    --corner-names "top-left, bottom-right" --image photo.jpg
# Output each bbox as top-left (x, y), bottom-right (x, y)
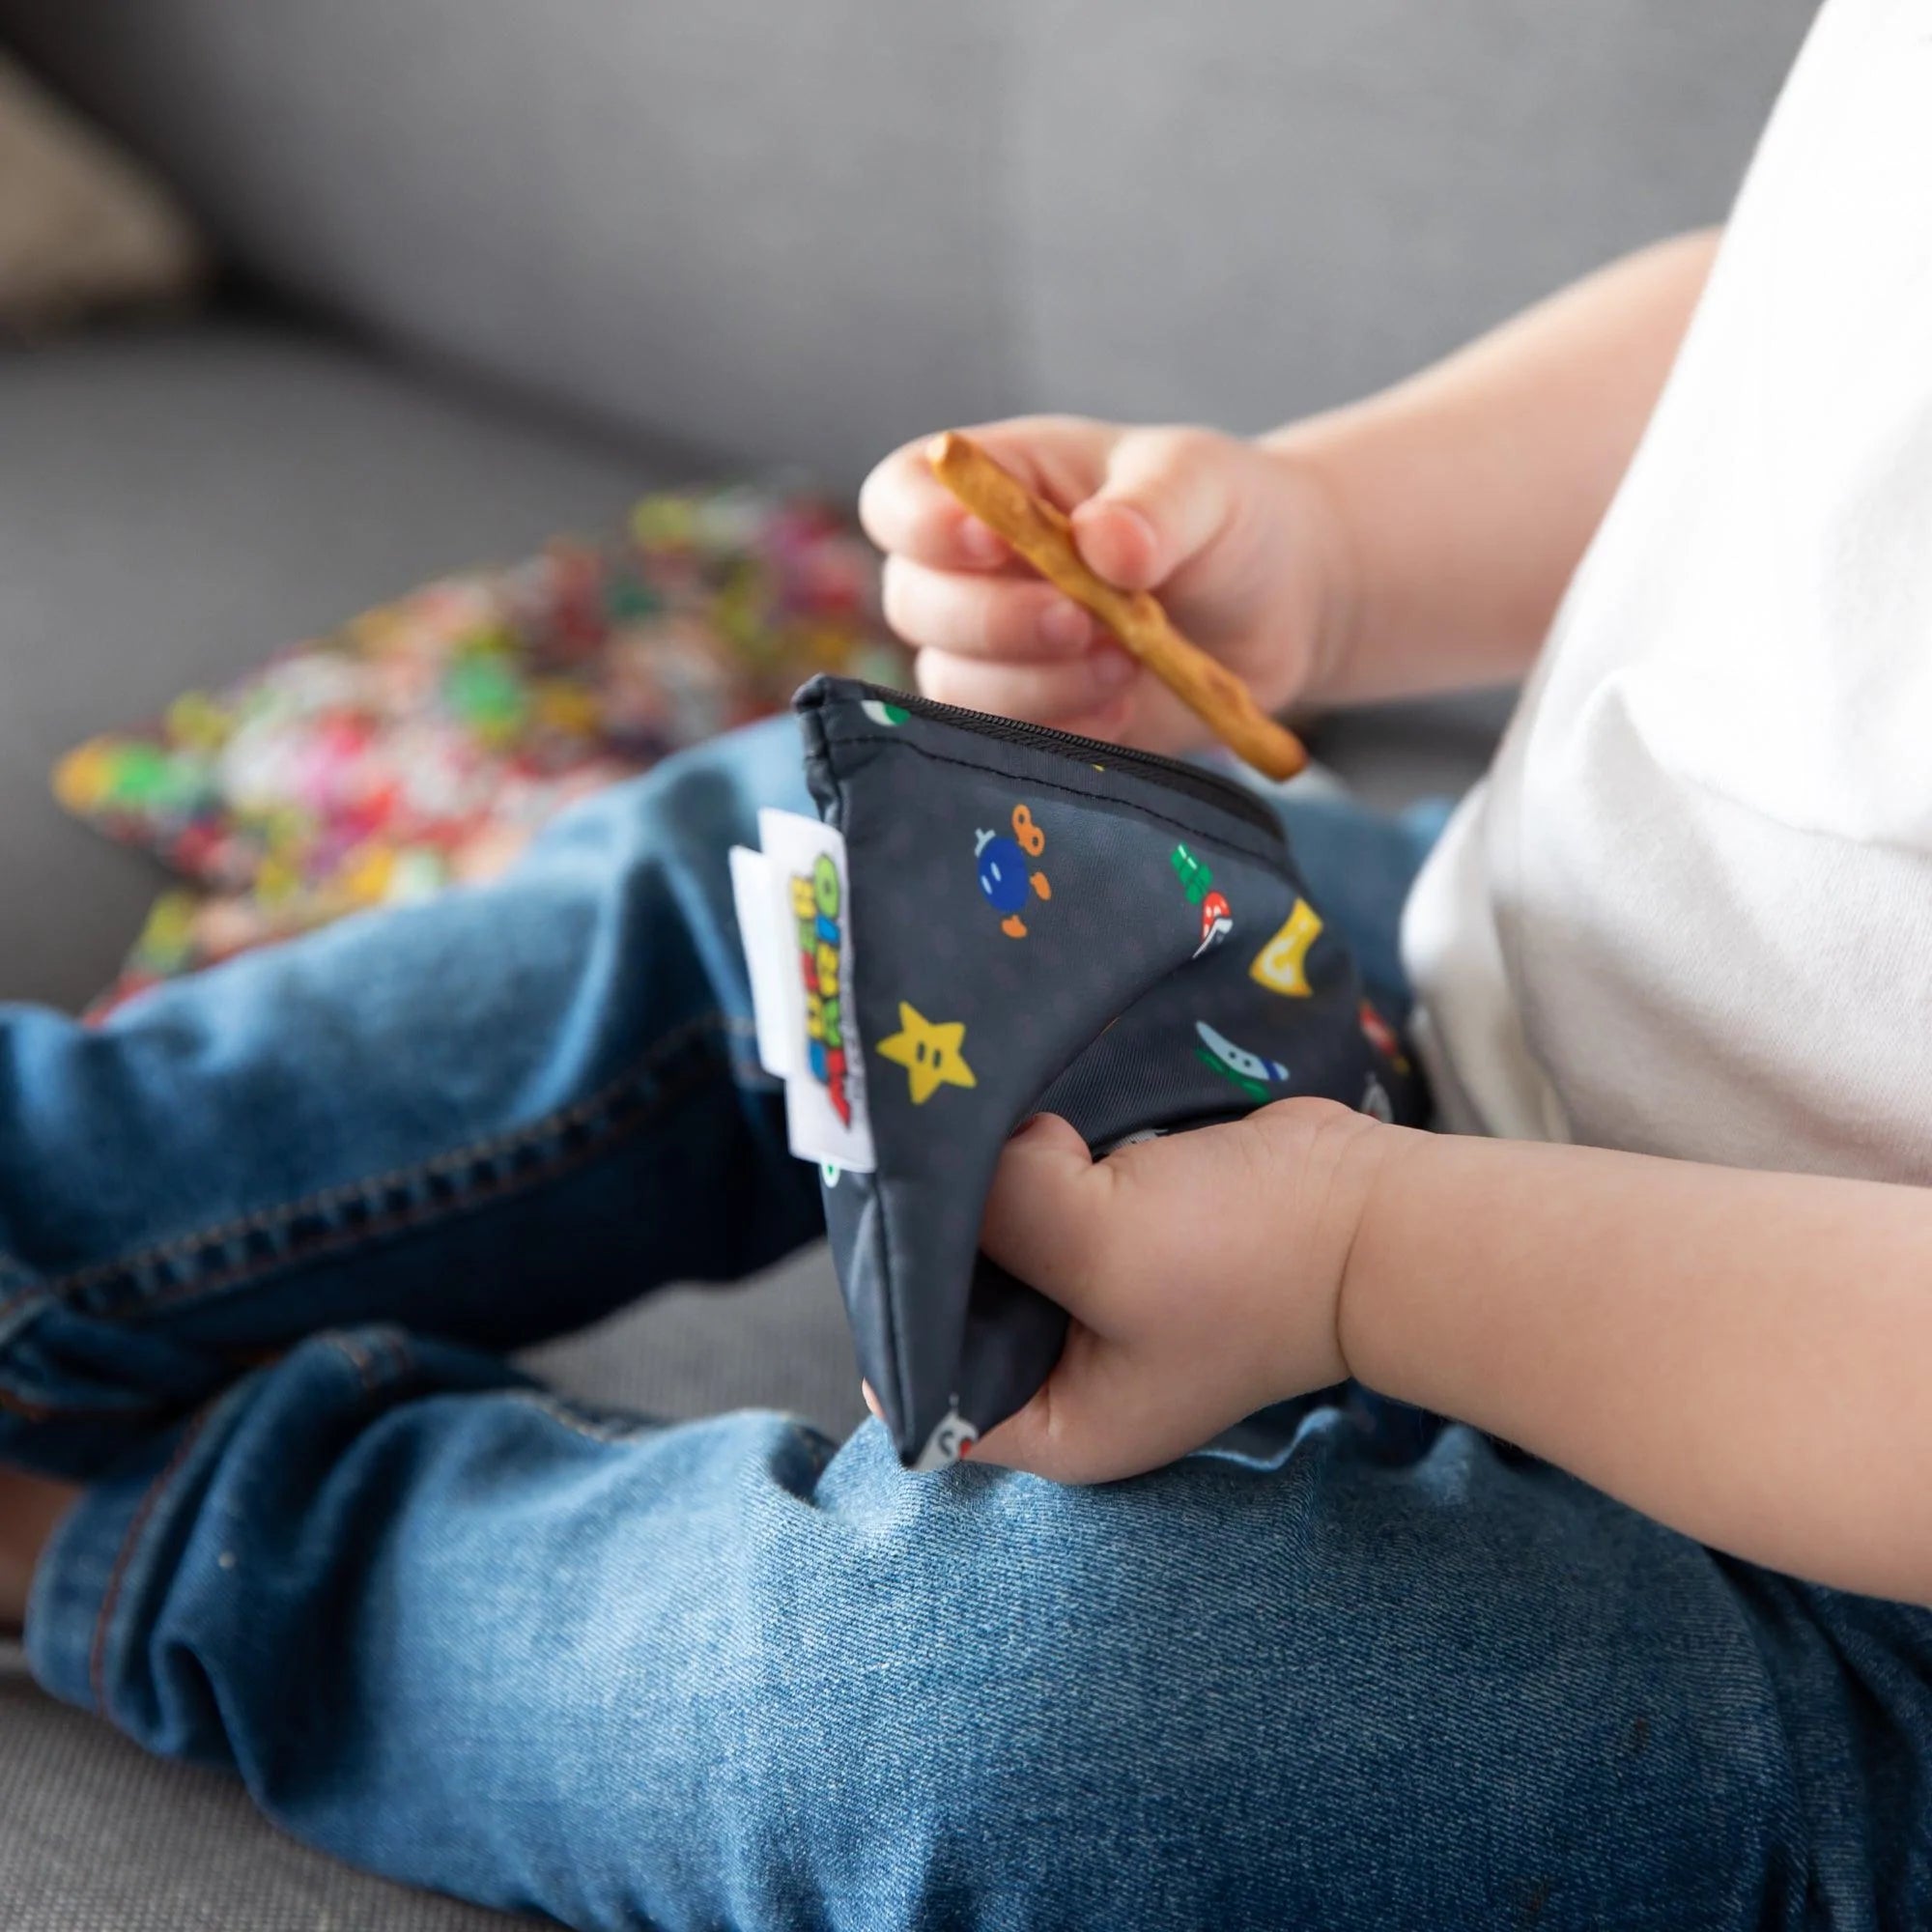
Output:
top-left (792, 675), bottom-right (1422, 1468)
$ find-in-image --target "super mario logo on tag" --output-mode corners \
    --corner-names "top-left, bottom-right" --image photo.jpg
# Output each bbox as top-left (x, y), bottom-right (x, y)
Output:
top-left (791, 854), bottom-right (852, 1124)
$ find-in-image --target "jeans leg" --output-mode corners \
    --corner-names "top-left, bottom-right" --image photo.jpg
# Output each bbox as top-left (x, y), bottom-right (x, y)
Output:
top-left (30, 1333), bottom-right (1930, 1930)
top-left (0, 719), bottom-right (824, 1476)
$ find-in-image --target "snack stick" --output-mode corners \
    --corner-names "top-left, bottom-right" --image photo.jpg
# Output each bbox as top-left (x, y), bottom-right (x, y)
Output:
top-left (926, 431), bottom-right (1308, 781)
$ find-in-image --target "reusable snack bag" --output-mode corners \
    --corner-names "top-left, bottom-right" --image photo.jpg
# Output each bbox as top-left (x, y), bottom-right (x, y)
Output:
top-left (736, 675), bottom-right (1421, 1467)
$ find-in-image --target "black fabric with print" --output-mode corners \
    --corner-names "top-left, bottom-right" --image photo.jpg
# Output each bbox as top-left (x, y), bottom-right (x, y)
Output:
top-left (796, 675), bottom-right (1422, 1467)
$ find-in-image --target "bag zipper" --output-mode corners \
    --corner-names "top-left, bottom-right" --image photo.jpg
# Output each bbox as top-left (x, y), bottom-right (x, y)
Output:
top-left (849, 681), bottom-right (1286, 842)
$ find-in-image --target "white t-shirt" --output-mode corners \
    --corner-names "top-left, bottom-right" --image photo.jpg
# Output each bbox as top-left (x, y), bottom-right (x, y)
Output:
top-left (1401, 0), bottom-right (1932, 1182)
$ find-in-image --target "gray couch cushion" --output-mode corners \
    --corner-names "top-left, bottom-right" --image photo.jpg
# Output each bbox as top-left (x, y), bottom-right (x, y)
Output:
top-left (3, 2), bottom-right (1817, 488)
top-left (0, 321), bottom-right (682, 1011)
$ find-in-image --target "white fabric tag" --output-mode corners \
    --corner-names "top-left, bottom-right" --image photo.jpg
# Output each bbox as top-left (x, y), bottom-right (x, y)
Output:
top-left (745, 809), bottom-right (877, 1174)
top-left (729, 844), bottom-right (795, 1081)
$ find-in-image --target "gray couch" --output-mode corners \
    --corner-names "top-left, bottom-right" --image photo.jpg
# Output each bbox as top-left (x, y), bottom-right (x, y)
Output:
top-left (0, 5), bottom-right (1813, 1926)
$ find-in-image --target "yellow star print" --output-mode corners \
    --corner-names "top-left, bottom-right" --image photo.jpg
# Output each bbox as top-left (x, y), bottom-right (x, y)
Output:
top-left (875, 1002), bottom-right (977, 1105)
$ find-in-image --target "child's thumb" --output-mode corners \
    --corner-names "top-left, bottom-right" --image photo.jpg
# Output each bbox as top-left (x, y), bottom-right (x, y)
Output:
top-left (969, 1331), bottom-right (1187, 1487)
top-left (980, 1114), bottom-right (1116, 1321)
top-left (1070, 429), bottom-right (1235, 593)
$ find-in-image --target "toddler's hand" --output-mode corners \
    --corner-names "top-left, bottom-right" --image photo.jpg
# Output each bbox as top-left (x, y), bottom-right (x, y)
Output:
top-left (966, 1105), bottom-right (1386, 1484)
top-left (859, 417), bottom-right (1350, 752)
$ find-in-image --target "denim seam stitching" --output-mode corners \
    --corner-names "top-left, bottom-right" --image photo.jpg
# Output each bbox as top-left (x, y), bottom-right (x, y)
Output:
top-left (27, 1012), bottom-right (759, 1319)
top-left (122, 1047), bottom-right (745, 1321)
top-left (509, 1389), bottom-right (659, 1445)
top-left (370, 1325), bottom-right (415, 1387)
top-left (0, 1385), bottom-right (154, 1422)
top-left (87, 1406), bottom-right (217, 1723)
top-left (0, 1058), bottom-right (727, 1421)
top-left (328, 1330), bottom-right (384, 1397)
top-left (325, 1327), bottom-right (415, 1398)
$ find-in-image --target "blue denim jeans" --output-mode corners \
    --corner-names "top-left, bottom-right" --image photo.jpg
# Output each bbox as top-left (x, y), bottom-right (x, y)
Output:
top-left (5, 720), bottom-right (1928, 1930)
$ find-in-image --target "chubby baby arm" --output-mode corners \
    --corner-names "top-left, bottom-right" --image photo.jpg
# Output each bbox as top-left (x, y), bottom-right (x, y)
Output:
top-left (978, 1111), bottom-right (1932, 1607)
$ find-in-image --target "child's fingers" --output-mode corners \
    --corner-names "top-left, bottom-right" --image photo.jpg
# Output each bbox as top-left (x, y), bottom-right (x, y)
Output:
top-left (968, 1330), bottom-right (1206, 1486)
top-left (859, 439), bottom-right (1014, 571)
top-left (973, 1117), bottom-right (1216, 1484)
top-left (984, 1106), bottom-right (1335, 1327)
top-left (916, 648), bottom-right (1138, 732)
top-left (881, 556), bottom-right (1099, 662)
top-left (859, 417), bottom-right (1117, 572)
top-left (980, 1115), bottom-right (1127, 1322)
top-left (1072, 427), bottom-right (1239, 592)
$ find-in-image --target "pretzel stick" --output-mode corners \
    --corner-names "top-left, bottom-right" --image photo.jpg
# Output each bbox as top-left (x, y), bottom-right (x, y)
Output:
top-left (926, 431), bottom-right (1307, 781)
